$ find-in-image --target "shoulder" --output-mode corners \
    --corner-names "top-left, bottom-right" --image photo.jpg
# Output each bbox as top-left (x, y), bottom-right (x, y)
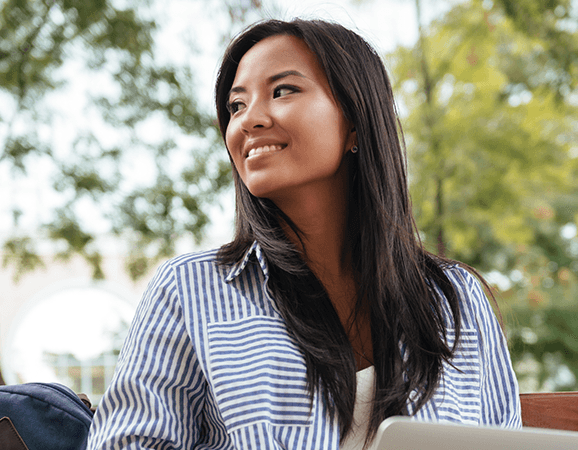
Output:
top-left (149, 247), bottom-right (232, 283)
top-left (163, 247), bottom-right (222, 269)
top-left (439, 268), bottom-right (521, 427)
top-left (442, 264), bottom-right (480, 295)
top-left (437, 264), bottom-right (497, 332)
top-left (137, 247), bottom-right (231, 309)
top-left (442, 265), bottom-right (487, 307)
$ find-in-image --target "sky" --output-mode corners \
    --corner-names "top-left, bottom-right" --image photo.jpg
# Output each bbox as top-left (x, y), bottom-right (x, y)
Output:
top-left (157, 0), bottom-right (440, 110)
top-left (0, 0), bottom-right (459, 245)
top-left (0, 0), bottom-right (433, 244)
top-left (1, 0), bottom-right (448, 249)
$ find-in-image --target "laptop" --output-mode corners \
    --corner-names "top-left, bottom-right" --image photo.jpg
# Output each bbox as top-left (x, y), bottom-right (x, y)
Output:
top-left (375, 416), bottom-right (578, 450)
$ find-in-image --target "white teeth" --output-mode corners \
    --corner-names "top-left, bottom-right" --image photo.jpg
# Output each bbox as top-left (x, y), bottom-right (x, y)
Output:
top-left (247, 144), bottom-right (284, 158)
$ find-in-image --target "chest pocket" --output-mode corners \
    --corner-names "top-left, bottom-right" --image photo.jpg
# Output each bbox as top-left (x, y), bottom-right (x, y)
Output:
top-left (431, 328), bottom-right (482, 424)
top-left (206, 316), bottom-right (313, 432)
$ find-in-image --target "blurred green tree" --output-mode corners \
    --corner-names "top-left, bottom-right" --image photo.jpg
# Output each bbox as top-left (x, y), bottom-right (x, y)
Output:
top-left (0, 0), bottom-right (266, 281)
top-left (389, 0), bottom-right (578, 390)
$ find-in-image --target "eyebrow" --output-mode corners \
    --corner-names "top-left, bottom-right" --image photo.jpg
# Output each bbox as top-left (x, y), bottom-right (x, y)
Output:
top-left (228, 70), bottom-right (306, 98)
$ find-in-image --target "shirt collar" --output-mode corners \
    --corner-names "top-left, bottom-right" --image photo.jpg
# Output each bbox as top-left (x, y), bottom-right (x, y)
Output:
top-left (224, 240), bottom-right (269, 282)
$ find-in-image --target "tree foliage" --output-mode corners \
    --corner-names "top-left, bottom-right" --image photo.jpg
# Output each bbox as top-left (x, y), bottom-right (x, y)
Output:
top-left (389, 0), bottom-right (578, 390)
top-left (0, 0), bottom-right (266, 281)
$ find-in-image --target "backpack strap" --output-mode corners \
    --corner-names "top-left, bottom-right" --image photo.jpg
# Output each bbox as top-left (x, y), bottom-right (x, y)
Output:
top-left (0, 417), bottom-right (29, 450)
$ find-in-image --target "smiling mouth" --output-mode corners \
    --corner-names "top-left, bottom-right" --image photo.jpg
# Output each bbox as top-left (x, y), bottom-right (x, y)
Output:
top-left (246, 144), bottom-right (287, 159)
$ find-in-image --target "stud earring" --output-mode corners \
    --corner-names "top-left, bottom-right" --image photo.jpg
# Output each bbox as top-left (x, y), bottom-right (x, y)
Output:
top-left (351, 145), bottom-right (359, 153)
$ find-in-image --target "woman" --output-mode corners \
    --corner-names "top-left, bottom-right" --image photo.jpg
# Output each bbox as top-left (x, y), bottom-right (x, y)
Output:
top-left (88, 19), bottom-right (521, 449)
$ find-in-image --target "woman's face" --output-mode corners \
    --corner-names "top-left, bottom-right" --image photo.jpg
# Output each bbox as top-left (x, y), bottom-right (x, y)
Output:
top-left (224, 34), bottom-right (356, 204)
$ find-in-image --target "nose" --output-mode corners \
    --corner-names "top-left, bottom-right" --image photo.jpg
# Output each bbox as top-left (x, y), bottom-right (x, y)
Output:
top-left (241, 101), bottom-right (273, 132)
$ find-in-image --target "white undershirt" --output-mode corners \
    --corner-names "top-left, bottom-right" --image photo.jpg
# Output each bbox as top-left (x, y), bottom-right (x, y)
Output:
top-left (340, 366), bottom-right (379, 450)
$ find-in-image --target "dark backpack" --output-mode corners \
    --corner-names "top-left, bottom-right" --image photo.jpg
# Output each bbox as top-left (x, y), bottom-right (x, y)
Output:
top-left (0, 382), bottom-right (93, 450)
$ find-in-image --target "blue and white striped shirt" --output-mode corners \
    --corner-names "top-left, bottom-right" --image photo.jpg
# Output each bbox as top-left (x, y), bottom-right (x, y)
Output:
top-left (88, 241), bottom-right (521, 449)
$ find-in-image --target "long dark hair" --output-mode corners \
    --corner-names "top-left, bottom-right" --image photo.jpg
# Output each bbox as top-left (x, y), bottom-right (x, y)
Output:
top-left (215, 19), bottom-right (463, 443)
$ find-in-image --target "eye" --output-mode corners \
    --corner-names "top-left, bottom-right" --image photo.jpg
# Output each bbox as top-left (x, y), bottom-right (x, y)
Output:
top-left (226, 100), bottom-right (245, 115)
top-left (273, 84), bottom-right (299, 98)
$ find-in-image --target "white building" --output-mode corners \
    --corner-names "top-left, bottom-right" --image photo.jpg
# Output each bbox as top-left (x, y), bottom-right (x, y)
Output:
top-left (0, 251), bottom-right (151, 405)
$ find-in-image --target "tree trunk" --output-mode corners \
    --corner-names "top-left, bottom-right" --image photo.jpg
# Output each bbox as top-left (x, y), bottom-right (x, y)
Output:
top-left (415, 0), bottom-right (446, 257)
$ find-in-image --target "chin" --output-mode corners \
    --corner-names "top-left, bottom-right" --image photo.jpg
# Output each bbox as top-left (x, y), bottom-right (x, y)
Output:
top-left (242, 177), bottom-right (284, 200)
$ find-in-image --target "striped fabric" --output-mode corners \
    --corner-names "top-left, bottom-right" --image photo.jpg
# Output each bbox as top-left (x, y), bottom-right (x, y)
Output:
top-left (88, 241), bottom-right (521, 449)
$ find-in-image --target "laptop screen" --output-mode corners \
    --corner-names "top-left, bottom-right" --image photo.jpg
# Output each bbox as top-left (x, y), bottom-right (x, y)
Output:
top-left (375, 416), bottom-right (578, 450)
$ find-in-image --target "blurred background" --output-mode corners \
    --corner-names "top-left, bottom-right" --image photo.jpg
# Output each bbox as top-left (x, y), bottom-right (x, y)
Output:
top-left (0, 0), bottom-right (577, 405)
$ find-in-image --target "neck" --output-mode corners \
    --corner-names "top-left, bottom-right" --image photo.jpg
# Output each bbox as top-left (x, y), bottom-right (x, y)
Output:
top-left (277, 182), bottom-right (351, 282)
top-left (275, 179), bottom-right (362, 331)
top-left (272, 179), bottom-right (371, 369)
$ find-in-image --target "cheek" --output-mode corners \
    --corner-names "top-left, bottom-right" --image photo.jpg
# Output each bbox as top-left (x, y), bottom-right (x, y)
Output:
top-left (303, 100), bottom-right (344, 135)
top-left (225, 127), bottom-right (241, 161)
top-left (224, 126), bottom-right (234, 151)
top-left (224, 127), bottom-right (249, 184)
top-left (302, 107), bottom-right (348, 154)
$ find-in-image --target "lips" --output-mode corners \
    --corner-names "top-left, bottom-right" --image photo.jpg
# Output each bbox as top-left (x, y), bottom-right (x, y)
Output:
top-left (246, 144), bottom-right (287, 159)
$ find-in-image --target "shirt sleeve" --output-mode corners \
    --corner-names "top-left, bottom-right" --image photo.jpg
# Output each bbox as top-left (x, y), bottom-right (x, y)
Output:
top-left (464, 269), bottom-right (522, 428)
top-left (87, 261), bottom-right (206, 449)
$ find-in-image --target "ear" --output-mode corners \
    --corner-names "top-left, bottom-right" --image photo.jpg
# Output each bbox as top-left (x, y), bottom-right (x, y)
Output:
top-left (345, 124), bottom-right (357, 153)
